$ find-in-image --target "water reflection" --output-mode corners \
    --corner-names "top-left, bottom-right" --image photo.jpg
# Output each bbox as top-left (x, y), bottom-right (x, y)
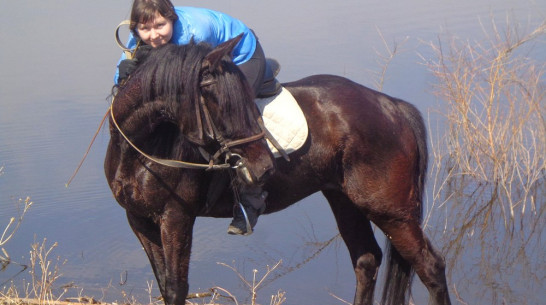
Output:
top-left (1, 1), bottom-right (545, 304)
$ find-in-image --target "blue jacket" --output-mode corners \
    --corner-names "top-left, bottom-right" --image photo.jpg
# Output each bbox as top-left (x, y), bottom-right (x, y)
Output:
top-left (114, 7), bottom-right (257, 84)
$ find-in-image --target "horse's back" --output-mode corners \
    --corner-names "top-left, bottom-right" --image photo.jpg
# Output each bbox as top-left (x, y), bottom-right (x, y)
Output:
top-left (284, 74), bottom-right (421, 121)
top-left (282, 74), bottom-right (427, 209)
top-left (284, 74), bottom-right (425, 149)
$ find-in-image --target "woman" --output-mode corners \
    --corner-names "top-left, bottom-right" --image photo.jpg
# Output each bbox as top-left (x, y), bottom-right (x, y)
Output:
top-left (114, 0), bottom-right (269, 235)
top-left (114, 0), bottom-right (267, 98)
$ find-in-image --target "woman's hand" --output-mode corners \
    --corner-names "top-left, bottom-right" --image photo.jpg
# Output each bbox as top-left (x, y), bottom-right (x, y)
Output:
top-left (117, 59), bottom-right (137, 84)
top-left (117, 45), bottom-right (154, 84)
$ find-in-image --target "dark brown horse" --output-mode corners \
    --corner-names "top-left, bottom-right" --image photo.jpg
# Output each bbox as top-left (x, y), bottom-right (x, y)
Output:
top-left (104, 36), bottom-right (451, 305)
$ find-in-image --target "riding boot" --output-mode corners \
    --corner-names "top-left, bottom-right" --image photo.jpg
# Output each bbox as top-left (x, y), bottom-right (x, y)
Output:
top-left (227, 185), bottom-right (267, 236)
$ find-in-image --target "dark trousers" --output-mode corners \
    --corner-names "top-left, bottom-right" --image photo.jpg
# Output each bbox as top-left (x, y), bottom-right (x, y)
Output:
top-left (237, 40), bottom-right (266, 97)
top-left (234, 39), bottom-right (268, 215)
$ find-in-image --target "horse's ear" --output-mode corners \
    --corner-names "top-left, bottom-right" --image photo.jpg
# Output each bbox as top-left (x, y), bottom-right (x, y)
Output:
top-left (202, 33), bottom-right (243, 73)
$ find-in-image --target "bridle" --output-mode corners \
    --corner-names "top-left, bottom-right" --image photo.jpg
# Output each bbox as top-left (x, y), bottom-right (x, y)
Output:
top-left (110, 26), bottom-right (289, 172)
top-left (109, 84), bottom-right (267, 171)
top-left (194, 78), bottom-right (268, 166)
top-left (196, 77), bottom-right (289, 163)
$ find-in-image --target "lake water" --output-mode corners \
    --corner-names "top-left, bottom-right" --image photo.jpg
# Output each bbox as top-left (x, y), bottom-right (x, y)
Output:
top-left (1, 1), bottom-right (544, 304)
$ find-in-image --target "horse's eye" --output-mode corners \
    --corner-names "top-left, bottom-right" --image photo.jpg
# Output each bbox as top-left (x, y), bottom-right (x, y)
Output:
top-left (200, 71), bottom-right (215, 87)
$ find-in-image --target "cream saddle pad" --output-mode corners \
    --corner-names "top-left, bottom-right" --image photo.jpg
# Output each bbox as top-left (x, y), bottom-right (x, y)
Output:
top-left (255, 87), bottom-right (308, 158)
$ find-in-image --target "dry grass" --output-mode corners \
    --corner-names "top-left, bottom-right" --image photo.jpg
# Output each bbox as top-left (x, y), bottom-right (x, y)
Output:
top-left (185, 260), bottom-right (286, 305)
top-left (1, 167), bottom-right (34, 285)
top-left (422, 17), bottom-right (546, 303)
top-left (370, 27), bottom-right (409, 91)
top-left (1, 174), bottom-right (70, 305)
top-left (1, 239), bottom-right (68, 305)
top-left (1, 197), bottom-right (33, 273)
top-left (2, 253), bottom-right (287, 305)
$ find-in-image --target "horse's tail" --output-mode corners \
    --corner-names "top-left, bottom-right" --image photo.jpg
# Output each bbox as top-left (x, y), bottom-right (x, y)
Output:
top-left (399, 100), bottom-right (428, 208)
top-left (381, 101), bottom-right (428, 305)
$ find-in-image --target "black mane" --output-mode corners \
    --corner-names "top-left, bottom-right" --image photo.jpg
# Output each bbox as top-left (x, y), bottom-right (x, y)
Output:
top-left (130, 41), bottom-right (257, 141)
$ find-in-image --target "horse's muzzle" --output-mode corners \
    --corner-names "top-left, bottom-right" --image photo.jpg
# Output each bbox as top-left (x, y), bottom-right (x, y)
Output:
top-left (229, 154), bottom-right (274, 185)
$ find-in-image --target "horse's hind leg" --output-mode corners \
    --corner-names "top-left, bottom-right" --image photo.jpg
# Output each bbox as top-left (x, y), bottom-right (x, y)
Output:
top-left (372, 217), bottom-right (451, 305)
top-left (324, 190), bottom-right (382, 305)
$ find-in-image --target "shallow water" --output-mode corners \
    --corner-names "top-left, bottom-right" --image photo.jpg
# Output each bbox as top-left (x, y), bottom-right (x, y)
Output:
top-left (1, 1), bottom-right (545, 304)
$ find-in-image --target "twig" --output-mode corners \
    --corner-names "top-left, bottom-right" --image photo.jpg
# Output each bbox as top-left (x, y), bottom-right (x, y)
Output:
top-left (328, 292), bottom-right (352, 305)
top-left (65, 109), bottom-right (109, 187)
top-left (210, 286), bottom-right (238, 305)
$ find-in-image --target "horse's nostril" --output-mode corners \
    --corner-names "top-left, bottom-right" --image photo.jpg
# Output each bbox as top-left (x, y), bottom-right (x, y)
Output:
top-left (260, 166), bottom-right (275, 182)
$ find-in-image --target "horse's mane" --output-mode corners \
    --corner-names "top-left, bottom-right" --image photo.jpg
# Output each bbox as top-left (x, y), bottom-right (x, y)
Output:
top-left (112, 40), bottom-right (257, 160)
top-left (131, 41), bottom-right (256, 140)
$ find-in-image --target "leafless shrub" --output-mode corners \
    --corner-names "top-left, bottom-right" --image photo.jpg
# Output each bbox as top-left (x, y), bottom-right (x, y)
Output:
top-left (1, 197), bottom-right (33, 249)
top-left (1, 168), bottom-right (34, 287)
top-left (1, 238), bottom-right (68, 305)
top-left (217, 260), bottom-right (284, 305)
top-left (370, 27), bottom-right (410, 91)
top-left (185, 260), bottom-right (285, 305)
top-left (422, 17), bottom-right (546, 303)
top-left (28, 239), bottom-right (67, 305)
top-left (1, 197), bottom-right (33, 275)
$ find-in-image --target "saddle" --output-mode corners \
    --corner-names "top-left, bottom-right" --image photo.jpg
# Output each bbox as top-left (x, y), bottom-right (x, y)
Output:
top-left (254, 59), bottom-right (309, 159)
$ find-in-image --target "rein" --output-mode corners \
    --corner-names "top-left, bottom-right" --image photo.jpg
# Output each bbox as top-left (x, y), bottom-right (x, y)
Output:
top-left (115, 20), bottom-right (140, 59)
top-left (110, 96), bottom-right (229, 170)
top-left (109, 93), bottom-right (266, 171)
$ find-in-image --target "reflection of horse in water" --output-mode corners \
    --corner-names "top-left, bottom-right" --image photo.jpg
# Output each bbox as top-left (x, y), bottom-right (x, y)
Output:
top-left (104, 36), bottom-right (451, 305)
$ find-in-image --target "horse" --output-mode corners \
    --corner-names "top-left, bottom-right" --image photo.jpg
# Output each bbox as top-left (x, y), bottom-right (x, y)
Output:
top-left (104, 36), bottom-right (451, 305)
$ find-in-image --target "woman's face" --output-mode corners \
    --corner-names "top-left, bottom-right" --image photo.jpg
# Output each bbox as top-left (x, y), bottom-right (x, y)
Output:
top-left (137, 13), bottom-right (173, 47)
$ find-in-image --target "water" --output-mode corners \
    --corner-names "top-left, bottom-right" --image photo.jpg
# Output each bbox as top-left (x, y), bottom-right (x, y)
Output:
top-left (1, 1), bottom-right (544, 304)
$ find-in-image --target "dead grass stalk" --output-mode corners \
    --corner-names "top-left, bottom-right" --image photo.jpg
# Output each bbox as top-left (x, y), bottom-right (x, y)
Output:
top-left (422, 17), bottom-right (546, 302)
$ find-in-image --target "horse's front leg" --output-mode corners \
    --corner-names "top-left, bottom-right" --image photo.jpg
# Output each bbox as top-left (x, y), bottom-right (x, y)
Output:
top-left (126, 211), bottom-right (168, 297)
top-left (126, 202), bottom-right (196, 305)
top-left (158, 202), bottom-right (195, 305)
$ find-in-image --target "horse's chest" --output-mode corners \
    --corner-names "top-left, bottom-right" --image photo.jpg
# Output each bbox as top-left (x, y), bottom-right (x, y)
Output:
top-left (112, 164), bottom-right (201, 216)
top-left (111, 168), bottom-right (167, 213)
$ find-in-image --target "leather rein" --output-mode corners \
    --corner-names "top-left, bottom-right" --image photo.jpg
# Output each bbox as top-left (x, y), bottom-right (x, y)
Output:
top-left (109, 89), bottom-right (266, 171)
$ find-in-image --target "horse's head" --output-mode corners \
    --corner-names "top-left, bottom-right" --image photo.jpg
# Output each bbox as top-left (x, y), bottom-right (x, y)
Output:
top-left (112, 35), bottom-right (275, 185)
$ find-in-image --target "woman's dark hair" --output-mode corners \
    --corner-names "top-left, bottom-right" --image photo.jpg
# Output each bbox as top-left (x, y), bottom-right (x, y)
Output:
top-left (129, 0), bottom-right (178, 36)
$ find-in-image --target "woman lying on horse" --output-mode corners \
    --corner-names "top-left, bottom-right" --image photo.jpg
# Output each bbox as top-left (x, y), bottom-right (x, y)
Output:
top-left (113, 0), bottom-right (269, 235)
